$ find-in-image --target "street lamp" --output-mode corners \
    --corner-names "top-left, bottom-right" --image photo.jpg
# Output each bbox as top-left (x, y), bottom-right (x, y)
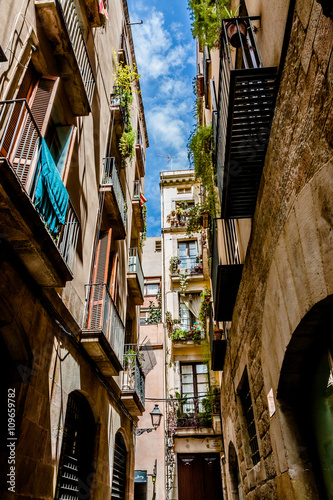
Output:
top-left (135, 405), bottom-right (163, 436)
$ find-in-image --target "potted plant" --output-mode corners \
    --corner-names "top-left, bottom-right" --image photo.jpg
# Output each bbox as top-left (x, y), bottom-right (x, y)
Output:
top-left (214, 328), bottom-right (223, 341)
top-left (223, 7), bottom-right (247, 48)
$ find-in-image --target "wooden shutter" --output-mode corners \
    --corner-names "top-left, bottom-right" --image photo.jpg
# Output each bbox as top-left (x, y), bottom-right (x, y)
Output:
top-left (110, 253), bottom-right (119, 302)
top-left (12, 76), bottom-right (59, 189)
top-left (87, 229), bottom-right (112, 329)
top-left (111, 433), bottom-right (127, 500)
top-left (0, 62), bottom-right (37, 157)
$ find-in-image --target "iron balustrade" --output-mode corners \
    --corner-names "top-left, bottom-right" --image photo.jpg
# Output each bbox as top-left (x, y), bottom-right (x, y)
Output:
top-left (58, 0), bottom-right (95, 106)
top-left (178, 256), bottom-right (202, 274)
top-left (0, 99), bottom-right (79, 271)
top-left (136, 127), bottom-right (146, 165)
top-left (122, 344), bottom-right (145, 407)
top-left (102, 157), bottom-right (127, 230)
top-left (128, 248), bottom-right (144, 298)
top-left (211, 218), bottom-right (243, 321)
top-left (216, 17), bottom-right (278, 219)
top-left (175, 393), bottom-right (221, 428)
top-left (84, 283), bottom-right (125, 365)
top-left (110, 86), bottom-right (129, 126)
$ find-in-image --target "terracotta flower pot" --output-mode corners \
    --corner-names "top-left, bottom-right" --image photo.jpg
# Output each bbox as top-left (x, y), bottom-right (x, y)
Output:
top-left (214, 329), bottom-right (223, 341)
top-left (226, 20), bottom-right (247, 48)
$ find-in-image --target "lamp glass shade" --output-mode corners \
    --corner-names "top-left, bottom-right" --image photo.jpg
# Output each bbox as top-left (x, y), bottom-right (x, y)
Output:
top-left (150, 404), bottom-right (162, 429)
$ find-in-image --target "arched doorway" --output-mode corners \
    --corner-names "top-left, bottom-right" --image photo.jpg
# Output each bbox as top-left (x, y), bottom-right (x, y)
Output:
top-left (111, 431), bottom-right (127, 499)
top-left (228, 442), bottom-right (243, 500)
top-left (278, 295), bottom-right (333, 499)
top-left (55, 391), bottom-right (95, 499)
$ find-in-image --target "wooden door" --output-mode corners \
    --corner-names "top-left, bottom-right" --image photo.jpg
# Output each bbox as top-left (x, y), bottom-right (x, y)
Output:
top-left (177, 453), bottom-right (223, 500)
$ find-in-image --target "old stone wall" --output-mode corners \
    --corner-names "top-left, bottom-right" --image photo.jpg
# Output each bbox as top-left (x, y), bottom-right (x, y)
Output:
top-left (221, 1), bottom-right (333, 499)
top-left (0, 254), bottom-right (134, 499)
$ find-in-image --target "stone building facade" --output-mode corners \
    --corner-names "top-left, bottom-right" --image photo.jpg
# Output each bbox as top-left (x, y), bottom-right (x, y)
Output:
top-left (160, 171), bottom-right (223, 500)
top-left (0, 0), bottom-right (148, 498)
top-left (206, 0), bottom-right (333, 499)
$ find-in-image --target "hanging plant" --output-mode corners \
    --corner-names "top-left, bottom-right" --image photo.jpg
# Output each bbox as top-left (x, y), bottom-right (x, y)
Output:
top-left (113, 51), bottom-right (141, 167)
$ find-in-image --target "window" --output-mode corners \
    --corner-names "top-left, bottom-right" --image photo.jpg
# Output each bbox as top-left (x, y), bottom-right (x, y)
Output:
top-left (178, 241), bottom-right (197, 272)
top-left (140, 310), bottom-right (149, 325)
top-left (177, 187), bottom-right (192, 194)
top-left (239, 371), bottom-right (260, 466)
top-left (55, 392), bottom-right (95, 499)
top-left (181, 363), bottom-right (209, 415)
top-left (111, 432), bottom-right (127, 500)
top-left (155, 240), bottom-right (162, 252)
top-left (179, 297), bottom-right (195, 330)
top-left (145, 283), bottom-right (159, 296)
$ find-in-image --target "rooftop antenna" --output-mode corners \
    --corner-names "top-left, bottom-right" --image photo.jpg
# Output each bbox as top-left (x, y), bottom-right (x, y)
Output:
top-left (156, 154), bottom-right (173, 170)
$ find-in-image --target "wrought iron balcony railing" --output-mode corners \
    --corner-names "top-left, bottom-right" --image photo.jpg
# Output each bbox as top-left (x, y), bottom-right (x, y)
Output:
top-left (110, 86), bottom-right (129, 127)
top-left (211, 218), bottom-right (243, 321)
top-left (0, 98), bottom-right (79, 271)
top-left (58, 0), bottom-right (95, 107)
top-left (216, 16), bottom-right (278, 219)
top-left (83, 283), bottom-right (125, 365)
top-left (170, 256), bottom-right (203, 275)
top-left (102, 157), bottom-right (127, 231)
top-left (176, 393), bottom-right (221, 429)
top-left (128, 247), bottom-right (144, 298)
top-left (121, 344), bottom-right (145, 407)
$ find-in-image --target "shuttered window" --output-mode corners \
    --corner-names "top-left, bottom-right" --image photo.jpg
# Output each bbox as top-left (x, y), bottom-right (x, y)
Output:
top-left (239, 372), bottom-right (260, 466)
top-left (55, 391), bottom-right (95, 500)
top-left (87, 229), bottom-right (112, 329)
top-left (111, 432), bottom-right (127, 500)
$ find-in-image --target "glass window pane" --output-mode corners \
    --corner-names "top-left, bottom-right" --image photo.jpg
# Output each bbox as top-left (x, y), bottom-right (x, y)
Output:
top-left (182, 384), bottom-right (194, 392)
top-left (196, 364), bottom-right (208, 374)
top-left (181, 365), bottom-right (193, 374)
top-left (146, 284), bottom-right (159, 295)
top-left (197, 374), bottom-right (209, 384)
top-left (198, 383), bottom-right (210, 393)
top-left (182, 374), bottom-right (193, 383)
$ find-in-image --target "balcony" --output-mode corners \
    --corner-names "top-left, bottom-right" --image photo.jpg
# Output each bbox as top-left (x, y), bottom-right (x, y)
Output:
top-left (120, 344), bottom-right (145, 417)
top-left (110, 86), bottom-right (129, 132)
top-left (135, 128), bottom-right (146, 177)
top-left (0, 99), bottom-right (79, 287)
top-left (36, 0), bottom-right (95, 115)
top-left (132, 180), bottom-right (145, 232)
top-left (127, 248), bottom-right (144, 305)
top-left (175, 392), bottom-right (221, 433)
top-left (81, 283), bottom-right (125, 376)
top-left (170, 256), bottom-right (204, 283)
top-left (211, 219), bottom-right (243, 321)
top-left (118, 33), bottom-right (129, 64)
top-left (215, 17), bottom-right (278, 218)
top-left (208, 309), bottom-right (227, 371)
top-left (100, 157), bottom-right (127, 239)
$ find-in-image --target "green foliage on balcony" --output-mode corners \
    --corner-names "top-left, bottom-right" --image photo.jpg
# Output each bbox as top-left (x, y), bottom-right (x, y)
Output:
top-left (188, 123), bottom-right (218, 223)
top-left (188, 0), bottom-right (230, 49)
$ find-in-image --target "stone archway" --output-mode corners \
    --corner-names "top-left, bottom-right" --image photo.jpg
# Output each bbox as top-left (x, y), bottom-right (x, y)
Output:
top-left (228, 441), bottom-right (243, 500)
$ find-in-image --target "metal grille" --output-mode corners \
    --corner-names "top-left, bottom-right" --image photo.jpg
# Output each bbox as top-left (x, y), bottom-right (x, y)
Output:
top-left (102, 157), bottom-right (127, 231)
top-left (239, 373), bottom-right (260, 466)
top-left (0, 99), bottom-right (80, 271)
top-left (58, 0), bottom-right (95, 106)
top-left (111, 433), bottom-right (127, 500)
top-left (216, 17), bottom-right (278, 219)
top-left (84, 283), bottom-right (125, 365)
top-left (128, 248), bottom-right (144, 298)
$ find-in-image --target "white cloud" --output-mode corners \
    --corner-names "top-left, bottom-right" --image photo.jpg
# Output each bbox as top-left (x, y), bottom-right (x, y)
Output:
top-left (131, 8), bottom-right (194, 80)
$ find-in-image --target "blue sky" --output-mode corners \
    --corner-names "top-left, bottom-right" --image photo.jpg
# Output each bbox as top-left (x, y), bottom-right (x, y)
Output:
top-left (127, 0), bottom-right (196, 236)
